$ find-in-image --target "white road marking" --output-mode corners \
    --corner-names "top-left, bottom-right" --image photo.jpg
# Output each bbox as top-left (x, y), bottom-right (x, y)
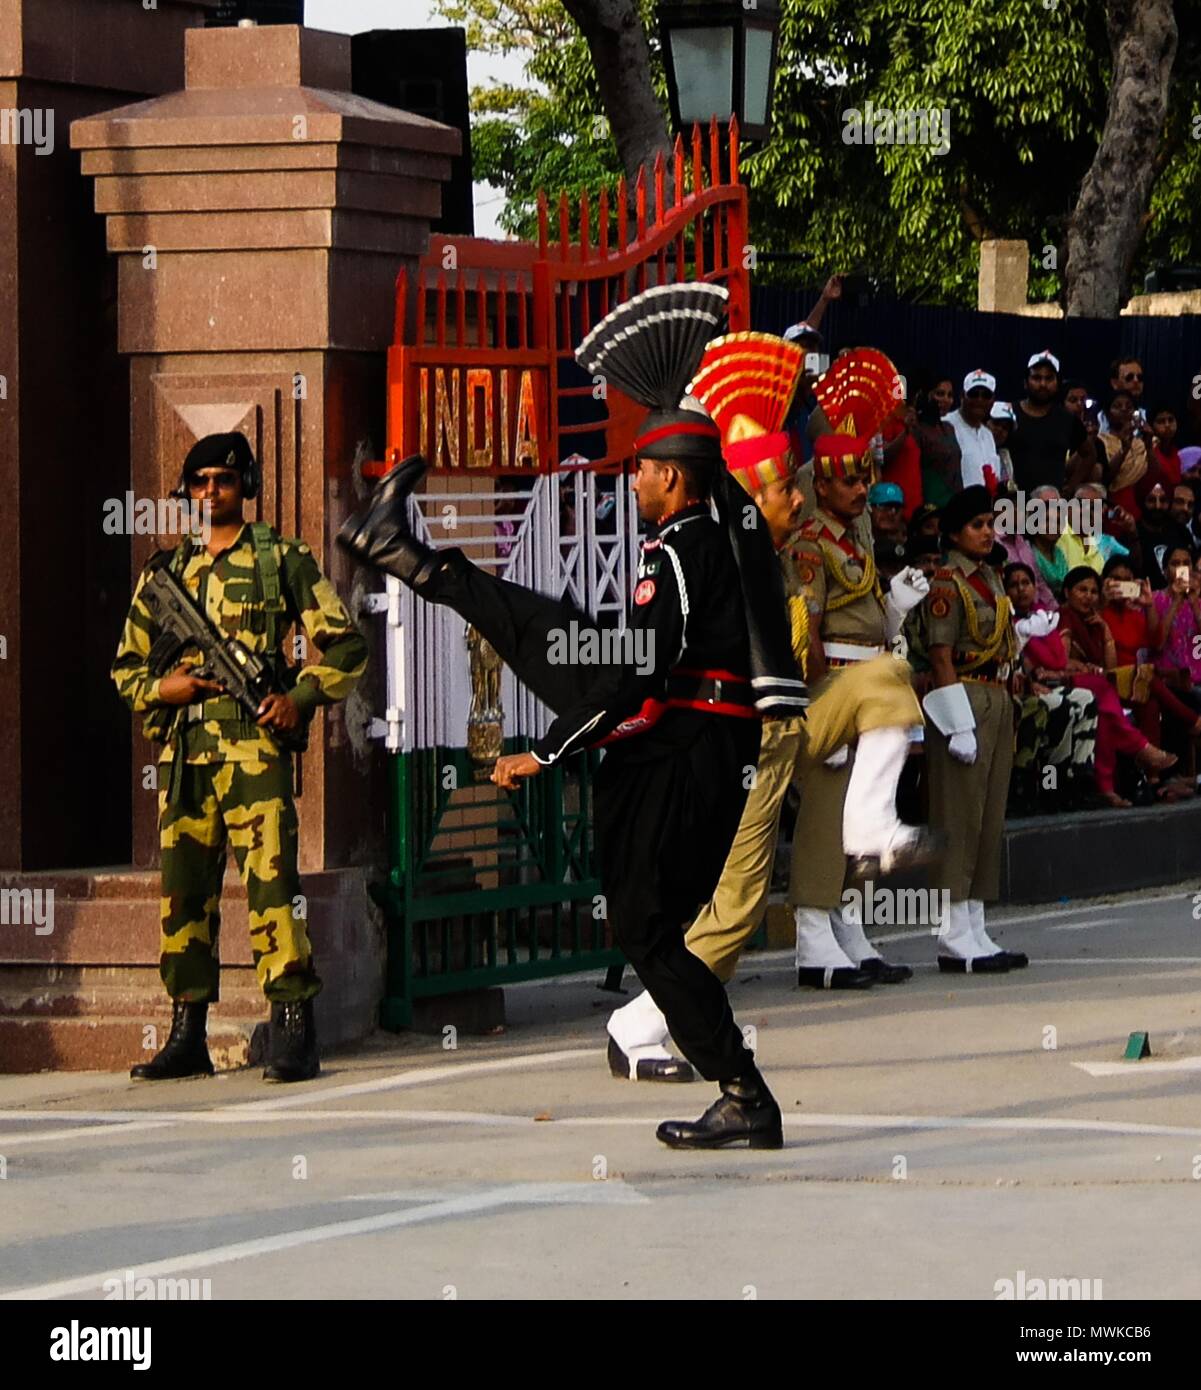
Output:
top-left (0, 1121), bottom-right (173, 1148)
top-left (4, 1106), bottom-right (1200, 1142)
top-left (1073, 1057), bottom-right (1201, 1077)
top-left (0, 1181), bottom-right (650, 1302)
top-left (229, 1047), bottom-right (598, 1113)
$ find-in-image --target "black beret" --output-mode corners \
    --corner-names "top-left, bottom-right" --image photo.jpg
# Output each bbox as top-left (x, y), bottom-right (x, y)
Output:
top-left (940, 485), bottom-right (994, 537)
top-left (182, 432), bottom-right (255, 480)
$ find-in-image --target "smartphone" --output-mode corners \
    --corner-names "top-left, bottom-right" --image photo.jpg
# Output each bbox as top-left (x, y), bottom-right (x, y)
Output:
top-left (1132, 408), bottom-right (1148, 430)
top-left (895, 374), bottom-right (908, 401)
top-left (1113, 580), bottom-right (1141, 600)
top-left (1173, 565), bottom-right (1191, 587)
top-left (804, 352), bottom-right (830, 375)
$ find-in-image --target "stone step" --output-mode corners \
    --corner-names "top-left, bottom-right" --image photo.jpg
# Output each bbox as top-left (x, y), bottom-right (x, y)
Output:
top-left (0, 1014), bottom-right (264, 1074)
top-left (0, 965), bottom-right (264, 1019)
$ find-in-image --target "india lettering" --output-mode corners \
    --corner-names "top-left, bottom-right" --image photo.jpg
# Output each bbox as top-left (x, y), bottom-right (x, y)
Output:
top-left (418, 364), bottom-right (543, 470)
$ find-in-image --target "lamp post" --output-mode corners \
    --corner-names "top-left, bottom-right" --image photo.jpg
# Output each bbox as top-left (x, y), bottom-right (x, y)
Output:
top-left (658, 0), bottom-right (782, 143)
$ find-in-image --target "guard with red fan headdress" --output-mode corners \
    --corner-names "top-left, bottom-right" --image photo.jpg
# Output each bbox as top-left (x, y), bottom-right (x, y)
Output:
top-left (606, 336), bottom-right (934, 1075)
top-left (337, 283), bottom-right (793, 1151)
top-left (789, 353), bottom-right (938, 988)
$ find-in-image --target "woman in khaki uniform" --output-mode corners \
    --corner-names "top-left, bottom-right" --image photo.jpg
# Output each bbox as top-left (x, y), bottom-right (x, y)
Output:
top-left (920, 485), bottom-right (1028, 973)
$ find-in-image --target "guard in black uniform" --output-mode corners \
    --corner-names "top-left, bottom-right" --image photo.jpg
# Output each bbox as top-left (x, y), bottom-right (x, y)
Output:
top-left (338, 283), bottom-right (804, 1149)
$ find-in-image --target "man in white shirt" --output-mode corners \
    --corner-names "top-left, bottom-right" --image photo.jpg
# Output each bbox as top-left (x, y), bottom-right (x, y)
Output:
top-left (944, 369), bottom-right (1000, 490)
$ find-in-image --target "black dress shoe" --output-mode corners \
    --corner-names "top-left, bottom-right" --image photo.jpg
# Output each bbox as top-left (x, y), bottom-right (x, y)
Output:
top-left (656, 1067), bottom-right (783, 1150)
top-left (998, 950), bottom-right (1029, 969)
top-left (607, 1036), bottom-right (695, 1083)
top-left (336, 453), bottom-right (444, 589)
top-left (263, 999), bottom-right (320, 1083)
top-left (937, 954), bottom-right (1011, 975)
top-left (130, 1000), bottom-right (214, 1080)
top-left (857, 956), bottom-right (913, 984)
top-left (848, 827), bottom-right (946, 881)
top-left (796, 964), bottom-right (874, 990)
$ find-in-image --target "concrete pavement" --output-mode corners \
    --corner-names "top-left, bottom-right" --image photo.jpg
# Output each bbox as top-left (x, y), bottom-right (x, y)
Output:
top-left (1, 886), bottom-right (1199, 1300)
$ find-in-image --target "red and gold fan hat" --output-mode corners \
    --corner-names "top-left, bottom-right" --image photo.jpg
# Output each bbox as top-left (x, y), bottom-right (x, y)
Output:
top-left (814, 348), bottom-right (903, 438)
top-left (687, 332), bottom-right (805, 493)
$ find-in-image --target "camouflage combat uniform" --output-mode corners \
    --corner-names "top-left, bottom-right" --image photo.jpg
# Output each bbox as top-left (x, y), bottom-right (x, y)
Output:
top-left (112, 523), bottom-right (367, 1004)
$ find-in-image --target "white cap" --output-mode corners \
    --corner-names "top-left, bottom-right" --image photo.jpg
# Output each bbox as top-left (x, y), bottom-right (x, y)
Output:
top-left (963, 369), bottom-right (996, 394)
top-left (784, 321), bottom-right (821, 343)
top-left (990, 400), bottom-right (1016, 422)
top-left (1027, 348), bottom-right (1060, 372)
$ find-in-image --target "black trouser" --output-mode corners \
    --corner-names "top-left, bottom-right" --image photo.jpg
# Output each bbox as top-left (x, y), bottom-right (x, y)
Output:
top-left (424, 549), bottom-right (758, 1081)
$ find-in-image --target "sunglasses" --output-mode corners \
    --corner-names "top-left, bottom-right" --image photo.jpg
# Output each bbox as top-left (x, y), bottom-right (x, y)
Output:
top-left (1120, 372), bottom-right (1144, 382)
top-left (188, 470), bottom-right (241, 490)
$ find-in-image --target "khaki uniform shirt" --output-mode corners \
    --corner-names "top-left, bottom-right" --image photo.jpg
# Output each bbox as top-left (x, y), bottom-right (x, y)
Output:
top-left (790, 507), bottom-right (887, 648)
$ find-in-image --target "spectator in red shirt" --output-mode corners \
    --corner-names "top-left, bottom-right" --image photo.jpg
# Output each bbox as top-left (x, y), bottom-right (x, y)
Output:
top-left (1149, 405), bottom-right (1183, 490)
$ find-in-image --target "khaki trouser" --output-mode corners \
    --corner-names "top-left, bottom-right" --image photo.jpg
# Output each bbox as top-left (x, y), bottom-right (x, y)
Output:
top-left (926, 680), bottom-right (1014, 902)
top-left (789, 654), bottom-right (922, 910)
top-left (686, 653), bottom-right (921, 978)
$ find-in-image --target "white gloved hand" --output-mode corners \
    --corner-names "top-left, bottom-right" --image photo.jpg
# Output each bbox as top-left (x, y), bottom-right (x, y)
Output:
top-left (947, 731), bottom-right (978, 764)
top-left (824, 745), bottom-right (850, 769)
top-left (888, 565), bottom-right (930, 616)
top-left (1014, 610), bottom-right (1059, 642)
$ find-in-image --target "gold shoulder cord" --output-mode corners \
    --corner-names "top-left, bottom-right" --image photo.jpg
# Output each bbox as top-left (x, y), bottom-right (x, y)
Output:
top-left (951, 574), bottom-right (1018, 671)
top-left (820, 539), bottom-right (883, 612)
top-left (788, 594), bottom-right (810, 676)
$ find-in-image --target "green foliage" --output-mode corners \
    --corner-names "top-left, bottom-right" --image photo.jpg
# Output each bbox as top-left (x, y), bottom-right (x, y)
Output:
top-left (440, 0), bottom-right (1201, 305)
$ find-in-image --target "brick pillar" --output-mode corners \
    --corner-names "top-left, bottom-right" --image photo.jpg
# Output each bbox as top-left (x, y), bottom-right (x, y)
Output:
top-left (0, 21), bottom-right (461, 1070)
top-left (71, 21), bottom-right (459, 876)
top-left (978, 239), bottom-right (1030, 314)
top-left (0, 0), bottom-right (217, 871)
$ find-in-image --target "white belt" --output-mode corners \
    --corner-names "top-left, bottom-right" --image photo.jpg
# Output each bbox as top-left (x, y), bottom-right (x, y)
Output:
top-left (824, 642), bottom-right (883, 663)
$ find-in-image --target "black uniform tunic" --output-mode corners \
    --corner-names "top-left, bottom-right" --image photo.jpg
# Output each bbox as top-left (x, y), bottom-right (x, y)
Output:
top-left (424, 501), bottom-right (760, 1080)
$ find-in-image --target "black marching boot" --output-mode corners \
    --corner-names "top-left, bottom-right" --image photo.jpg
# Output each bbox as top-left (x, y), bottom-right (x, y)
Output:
top-left (336, 453), bottom-right (444, 588)
top-left (263, 999), bottom-right (320, 1083)
top-left (130, 1000), bottom-right (214, 1080)
top-left (656, 1066), bottom-right (784, 1150)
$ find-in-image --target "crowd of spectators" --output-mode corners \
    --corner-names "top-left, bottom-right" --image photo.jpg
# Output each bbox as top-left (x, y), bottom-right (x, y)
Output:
top-left (781, 294), bottom-right (1201, 813)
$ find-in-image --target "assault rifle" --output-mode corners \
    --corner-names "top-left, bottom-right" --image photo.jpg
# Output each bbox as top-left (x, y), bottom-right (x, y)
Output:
top-left (141, 563), bottom-right (307, 753)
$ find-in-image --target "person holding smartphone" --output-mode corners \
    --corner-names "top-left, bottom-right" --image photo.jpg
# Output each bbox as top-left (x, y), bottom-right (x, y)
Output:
top-left (1101, 557), bottom-right (1201, 794)
top-left (1151, 547), bottom-right (1201, 712)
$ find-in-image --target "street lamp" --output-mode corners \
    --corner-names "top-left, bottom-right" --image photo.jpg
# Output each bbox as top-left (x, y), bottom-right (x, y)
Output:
top-left (658, 0), bottom-right (782, 143)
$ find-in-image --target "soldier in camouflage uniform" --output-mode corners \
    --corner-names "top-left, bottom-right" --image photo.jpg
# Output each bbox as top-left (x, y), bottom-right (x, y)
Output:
top-left (111, 433), bottom-right (367, 1082)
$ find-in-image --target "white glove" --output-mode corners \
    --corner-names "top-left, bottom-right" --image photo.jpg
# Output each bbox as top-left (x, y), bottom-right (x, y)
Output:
top-left (1015, 610), bottom-right (1058, 639)
top-left (824, 745), bottom-right (850, 769)
top-left (948, 731), bottom-right (978, 764)
top-left (888, 566), bottom-right (930, 616)
top-left (883, 566), bottom-right (930, 643)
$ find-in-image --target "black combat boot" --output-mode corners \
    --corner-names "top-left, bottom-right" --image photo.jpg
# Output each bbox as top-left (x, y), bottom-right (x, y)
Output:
top-left (130, 1000), bottom-right (214, 1080)
top-left (655, 1065), bottom-right (784, 1150)
top-left (263, 998), bottom-right (320, 1083)
top-left (336, 453), bottom-right (445, 590)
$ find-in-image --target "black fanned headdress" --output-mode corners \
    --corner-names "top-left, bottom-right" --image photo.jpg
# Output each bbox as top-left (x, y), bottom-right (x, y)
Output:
top-left (575, 284), bottom-right (728, 461)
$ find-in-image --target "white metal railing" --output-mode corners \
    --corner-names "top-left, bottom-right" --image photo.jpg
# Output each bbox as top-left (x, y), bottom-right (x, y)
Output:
top-left (367, 470), bottom-right (639, 754)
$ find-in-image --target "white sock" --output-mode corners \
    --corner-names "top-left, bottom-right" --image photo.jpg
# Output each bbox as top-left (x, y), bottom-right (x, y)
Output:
top-left (968, 898), bottom-right (1004, 956)
top-left (607, 989), bottom-right (669, 1053)
top-left (830, 903), bottom-right (883, 964)
top-left (795, 907), bottom-right (856, 970)
top-left (936, 899), bottom-right (977, 961)
top-left (842, 726), bottom-right (909, 857)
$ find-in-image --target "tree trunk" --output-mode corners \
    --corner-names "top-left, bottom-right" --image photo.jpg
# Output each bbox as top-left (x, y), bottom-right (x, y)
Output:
top-left (561, 0), bottom-right (672, 183)
top-left (1065, 0), bottom-right (1177, 318)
